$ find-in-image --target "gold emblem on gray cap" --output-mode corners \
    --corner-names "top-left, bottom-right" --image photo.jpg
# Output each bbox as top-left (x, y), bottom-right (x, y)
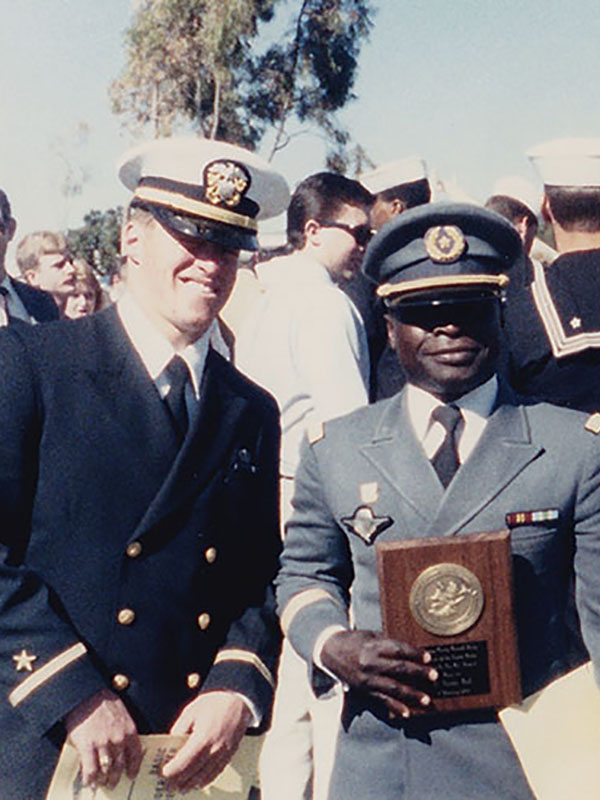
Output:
top-left (424, 225), bottom-right (466, 263)
top-left (409, 562), bottom-right (484, 636)
top-left (204, 160), bottom-right (250, 208)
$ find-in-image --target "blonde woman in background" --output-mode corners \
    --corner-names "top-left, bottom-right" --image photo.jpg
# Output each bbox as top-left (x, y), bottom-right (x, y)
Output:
top-left (63, 258), bottom-right (106, 319)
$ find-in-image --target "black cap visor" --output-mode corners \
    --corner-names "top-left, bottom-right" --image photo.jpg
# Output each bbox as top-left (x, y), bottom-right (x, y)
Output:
top-left (142, 203), bottom-right (257, 251)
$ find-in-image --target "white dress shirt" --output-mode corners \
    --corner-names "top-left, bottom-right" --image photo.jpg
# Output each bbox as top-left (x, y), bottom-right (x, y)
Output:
top-left (236, 252), bottom-right (369, 477)
top-left (0, 275), bottom-right (35, 323)
top-left (118, 291), bottom-right (211, 413)
top-left (406, 376), bottom-right (498, 463)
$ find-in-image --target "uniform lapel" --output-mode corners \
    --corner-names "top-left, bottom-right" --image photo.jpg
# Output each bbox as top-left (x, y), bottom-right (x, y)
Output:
top-left (130, 350), bottom-right (249, 540)
top-left (360, 392), bottom-right (444, 525)
top-left (428, 400), bottom-right (543, 537)
top-left (83, 306), bottom-right (179, 465)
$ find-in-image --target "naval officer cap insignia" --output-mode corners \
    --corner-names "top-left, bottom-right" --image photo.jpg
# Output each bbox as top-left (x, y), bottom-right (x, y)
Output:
top-left (362, 202), bottom-right (522, 307)
top-left (118, 136), bottom-right (290, 251)
top-left (527, 137), bottom-right (600, 187)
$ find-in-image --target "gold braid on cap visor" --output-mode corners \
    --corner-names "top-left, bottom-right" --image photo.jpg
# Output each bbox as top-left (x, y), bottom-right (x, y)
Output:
top-left (134, 185), bottom-right (258, 231)
top-left (377, 273), bottom-right (510, 299)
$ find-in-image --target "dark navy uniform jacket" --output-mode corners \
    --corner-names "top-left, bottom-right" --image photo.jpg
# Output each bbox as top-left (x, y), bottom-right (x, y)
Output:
top-left (507, 249), bottom-right (600, 411)
top-left (10, 277), bottom-right (59, 323)
top-left (0, 306), bottom-right (281, 798)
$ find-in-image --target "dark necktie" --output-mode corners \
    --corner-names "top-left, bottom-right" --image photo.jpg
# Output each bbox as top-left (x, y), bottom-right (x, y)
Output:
top-left (430, 404), bottom-right (463, 488)
top-left (164, 355), bottom-right (190, 438)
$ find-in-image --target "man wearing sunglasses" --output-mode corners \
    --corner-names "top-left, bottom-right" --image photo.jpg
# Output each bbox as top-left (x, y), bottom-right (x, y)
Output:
top-left (277, 202), bottom-right (600, 800)
top-left (0, 138), bottom-right (288, 798)
top-left (237, 172), bottom-right (373, 800)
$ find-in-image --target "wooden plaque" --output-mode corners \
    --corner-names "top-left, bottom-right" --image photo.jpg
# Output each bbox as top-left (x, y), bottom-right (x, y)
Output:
top-left (376, 530), bottom-right (521, 713)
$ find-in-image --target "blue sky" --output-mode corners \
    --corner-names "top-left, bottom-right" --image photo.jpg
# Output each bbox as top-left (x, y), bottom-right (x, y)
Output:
top-left (3, 0), bottom-right (600, 253)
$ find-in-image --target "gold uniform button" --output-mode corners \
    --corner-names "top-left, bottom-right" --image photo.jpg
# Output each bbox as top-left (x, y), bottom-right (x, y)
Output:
top-left (126, 541), bottom-right (142, 558)
top-left (117, 608), bottom-right (136, 626)
top-left (187, 672), bottom-right (201, 689)
top-left (112, 673), bottom-right (130, 691)
top-left (197, 613), bottom-right (211, 631)
top-left (205, 547), bottom-right (217, 564)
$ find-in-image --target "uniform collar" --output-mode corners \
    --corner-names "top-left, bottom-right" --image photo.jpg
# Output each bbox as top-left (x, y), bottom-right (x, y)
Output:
top-left (406, 375), bottom-right (498, 445)
top-left (117, 291), bottom-right (211, 398)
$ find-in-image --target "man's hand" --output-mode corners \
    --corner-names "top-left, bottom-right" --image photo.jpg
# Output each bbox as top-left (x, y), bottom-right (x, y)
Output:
top-left (321, 629), bottom-right (438, 719)
top-left (162, 691), bottom-right (252, 792)
top-left (65, 688), bottom-right (142, 789)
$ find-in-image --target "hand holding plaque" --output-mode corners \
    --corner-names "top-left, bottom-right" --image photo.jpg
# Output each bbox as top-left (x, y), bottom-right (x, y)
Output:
top-left (376, 530), bottom-right (521, 713)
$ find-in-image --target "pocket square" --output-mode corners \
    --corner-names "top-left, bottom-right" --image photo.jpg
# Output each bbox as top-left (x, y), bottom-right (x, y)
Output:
top-left (230, 447), bottom-right (258, 474)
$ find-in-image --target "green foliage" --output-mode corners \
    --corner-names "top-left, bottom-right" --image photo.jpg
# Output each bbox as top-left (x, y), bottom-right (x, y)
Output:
top-left (111, 0), bottom-right (277, 146)
top-left (67, 207), bottom-right (124, 279)
top-left (110, 0), bottom-right (374, 170)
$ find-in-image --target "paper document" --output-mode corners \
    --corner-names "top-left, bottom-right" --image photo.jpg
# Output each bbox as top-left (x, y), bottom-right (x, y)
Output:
top-left (46, 733), bottom-right (262, 800)
top-left (499, 662), bottom-right (600, 800)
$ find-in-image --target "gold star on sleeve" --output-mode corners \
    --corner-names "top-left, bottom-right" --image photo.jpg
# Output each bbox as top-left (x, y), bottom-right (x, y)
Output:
top-left (12, 649), bottom-right (38, 672)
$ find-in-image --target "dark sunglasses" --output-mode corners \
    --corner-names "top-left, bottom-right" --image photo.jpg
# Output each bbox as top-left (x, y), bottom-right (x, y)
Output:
top-left (318, 220), bottom-right (373, 247)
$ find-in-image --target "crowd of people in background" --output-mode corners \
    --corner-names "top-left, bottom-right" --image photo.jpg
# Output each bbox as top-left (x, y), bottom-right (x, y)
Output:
top-left (3, 135), bottom-right (600, 800)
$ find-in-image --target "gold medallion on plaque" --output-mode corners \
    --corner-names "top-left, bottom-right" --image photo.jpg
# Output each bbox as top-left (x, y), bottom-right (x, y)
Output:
top-left (409, 562), bottom-right (484, 636)
top-left (423, 225), bottom-right (466, 263)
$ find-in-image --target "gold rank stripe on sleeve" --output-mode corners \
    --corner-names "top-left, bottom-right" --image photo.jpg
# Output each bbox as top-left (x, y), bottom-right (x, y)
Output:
top-left (133, 186), bottom-right (258, 231)
top-left (531, 262), bottom-right (600, 358)
top-left (279, 588), bottom-right (346, 636)
top-left (213, 649), bottom-right (274, 689)
top-left (8, 643), bottom-right (87, 708)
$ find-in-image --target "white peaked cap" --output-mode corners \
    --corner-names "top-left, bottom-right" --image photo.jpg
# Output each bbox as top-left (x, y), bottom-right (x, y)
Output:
top-left (117, 136), bottom-right (289, 251)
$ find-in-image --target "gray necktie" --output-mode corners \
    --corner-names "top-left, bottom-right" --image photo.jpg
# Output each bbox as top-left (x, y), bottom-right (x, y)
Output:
top-left (430, 404), bottom-right (463, 488)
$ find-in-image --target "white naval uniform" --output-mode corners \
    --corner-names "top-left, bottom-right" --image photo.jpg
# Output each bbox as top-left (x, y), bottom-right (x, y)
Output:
top-left (236, 250), bottom-right (370, 800)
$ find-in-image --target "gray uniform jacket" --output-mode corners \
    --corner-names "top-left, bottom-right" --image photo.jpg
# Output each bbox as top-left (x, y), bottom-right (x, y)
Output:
top-left (277, 385), bottom-right (600, 800)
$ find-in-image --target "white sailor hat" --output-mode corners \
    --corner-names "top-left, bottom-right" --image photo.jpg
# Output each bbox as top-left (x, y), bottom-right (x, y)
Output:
top-left (527, 138), bottom-right (600, 187)
top-left (118, 137), bottom-right (290, 251)
top-left (490, 175), bottom-right (541, 217)
top-left (360, 157), bottom-right (428, 195)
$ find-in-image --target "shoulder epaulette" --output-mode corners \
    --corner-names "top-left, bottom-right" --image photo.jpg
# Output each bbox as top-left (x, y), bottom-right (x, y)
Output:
top-left (585, 412), bottom-right (600, 434)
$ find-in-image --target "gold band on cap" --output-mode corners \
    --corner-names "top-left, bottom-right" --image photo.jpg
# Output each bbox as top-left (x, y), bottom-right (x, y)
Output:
top-left (377, 273), bottom-right (510, 299)
top-left (134, 185), bottom-right (258, 231)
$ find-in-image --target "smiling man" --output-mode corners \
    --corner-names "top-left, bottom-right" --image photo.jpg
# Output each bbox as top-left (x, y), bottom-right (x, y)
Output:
top-left (277, 203), bottom-right (600, 800)
top-left (0, 137), bottom-right (288, 798)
